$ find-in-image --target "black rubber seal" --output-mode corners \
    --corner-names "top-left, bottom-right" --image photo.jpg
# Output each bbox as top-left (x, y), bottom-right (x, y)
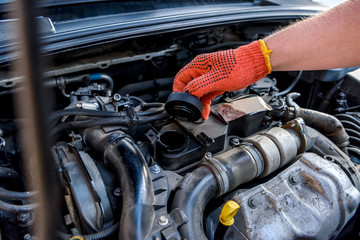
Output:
top-left (165, 92), bottom-right (202, 121)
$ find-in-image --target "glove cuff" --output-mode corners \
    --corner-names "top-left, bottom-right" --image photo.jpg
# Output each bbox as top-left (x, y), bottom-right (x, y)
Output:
top-left (258, 39), bottom-right (272, 73)
top-left (234, 40), bottom-right (272, 79)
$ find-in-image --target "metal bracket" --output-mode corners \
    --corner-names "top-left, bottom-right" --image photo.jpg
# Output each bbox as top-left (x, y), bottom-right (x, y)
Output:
top-left (282, 118), bottom-right (307, 154)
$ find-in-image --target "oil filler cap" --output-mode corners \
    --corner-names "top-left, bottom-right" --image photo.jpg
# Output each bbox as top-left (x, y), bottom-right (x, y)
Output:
top-left (165, 92), bottom-right (202, 121)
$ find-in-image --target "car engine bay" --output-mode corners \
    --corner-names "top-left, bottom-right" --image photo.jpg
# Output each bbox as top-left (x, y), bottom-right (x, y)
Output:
top-left (1, 15), bottom-right (360, 240)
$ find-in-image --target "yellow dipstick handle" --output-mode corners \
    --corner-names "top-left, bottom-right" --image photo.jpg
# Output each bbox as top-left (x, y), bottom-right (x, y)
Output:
top-left (219, 200), bottom-right (240, 226)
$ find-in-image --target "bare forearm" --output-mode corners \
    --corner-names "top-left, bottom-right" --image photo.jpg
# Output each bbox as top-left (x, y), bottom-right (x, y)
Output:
top-left (265, 0), bottom-right (360, 71)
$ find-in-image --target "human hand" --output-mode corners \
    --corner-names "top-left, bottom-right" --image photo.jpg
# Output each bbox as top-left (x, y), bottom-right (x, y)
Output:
top-left (173, 40), bottom-right (272, 119)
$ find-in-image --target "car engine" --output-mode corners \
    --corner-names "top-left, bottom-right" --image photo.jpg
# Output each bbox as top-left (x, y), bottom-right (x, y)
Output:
top-left (0, 14), bottom-right (360, 240)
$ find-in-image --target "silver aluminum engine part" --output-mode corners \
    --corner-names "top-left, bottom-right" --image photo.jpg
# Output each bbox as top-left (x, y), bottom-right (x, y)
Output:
top-left (230, 152), bottom-right (360, 240)
top-left (244, 127), bottom-right (300, 177)
top-left (205, 124), bottom-right (302, 195)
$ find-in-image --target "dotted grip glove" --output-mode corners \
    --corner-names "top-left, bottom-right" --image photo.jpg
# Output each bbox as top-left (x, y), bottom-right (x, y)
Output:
top-left (173, 40), bottom-right (272, 119)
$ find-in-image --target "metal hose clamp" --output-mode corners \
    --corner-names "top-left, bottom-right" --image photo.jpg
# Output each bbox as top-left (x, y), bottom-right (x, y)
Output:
top-left (202, 152), bottom-right (230, 196)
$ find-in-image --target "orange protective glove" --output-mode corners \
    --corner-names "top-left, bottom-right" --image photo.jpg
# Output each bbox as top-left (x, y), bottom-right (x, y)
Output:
top-left (173, 40), bottom-right (272, 119)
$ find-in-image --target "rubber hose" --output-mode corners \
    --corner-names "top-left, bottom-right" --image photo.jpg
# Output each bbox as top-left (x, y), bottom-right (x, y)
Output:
top-left (138, 103), bottom-right (165, 116)
top-left (137, 91), bottom-right (172, 103)
top-left (336, 114), bottom-right (360, 126)
top-left (0, 187), bottom-right (37, 201)
top-left (129, 96), bottom-right (145, 104)
top-left (318, 79), bottom-right (343, 112)
top-left (299, 108), bottom-right (350, 148)
top-left (83, 128), bottom-right (154, 240)
top-left (300, 108), bottom-right (344, 135)
top-left (277, 71), bottom-right (303, 97)
top-left (171, 167), bottom-right (218, 240)
top-left (141, 102), bottom-right (164, 109)
top-left (338, 105), bottom-right (360, 112)
top-left (51, 113), bottom-right (169, 137)
top-left (0, 90), bottom-right (12, 96)
top-left (345, 129), bottom-right (360, 139)
top-left (305, 126), bottom-right (346, 158)
top-left (0, 167), bottom-right (21, 181)
top-left (50, 117), bottom-right (129, 137)
top-left (118, 78), bottom-right (173, 95)
top-left (58, 223), bottom-right (119, 240)
top-left (0, 167), bottom-right (23, 188)
top-left (0, 199), bottom-right (38, 213)
top-left (137, 107), bottom-right (165, 116)
top-left (49, 109), bottom-right (127, 123)
top-left (348, 147), bottom-right (360, 157)
top-left (96, 74), bottom-right (114, 95)
top-left (82, 223), bottom-right (119, 240)
top-left (350, 136), bottom-right (360, 147)
top-left (286, 92), bottom-right (301, 108)
top-left (82, 73), bottom-right (114, 97)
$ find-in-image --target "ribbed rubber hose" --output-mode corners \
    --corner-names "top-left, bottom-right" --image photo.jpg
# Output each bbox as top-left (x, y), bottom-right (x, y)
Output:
top-left (0, 187), bottom-right (37, 200)
top-left (341, 121), bottom-right (360, 133)
top-left (0, 199), bottom-right (38, 213)
top-left (335, 114), bottom-right (360, 125)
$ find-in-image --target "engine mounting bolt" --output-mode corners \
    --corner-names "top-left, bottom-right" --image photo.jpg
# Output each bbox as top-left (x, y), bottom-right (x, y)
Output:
top-left (75, 103), bottom-right (82, 108)
top-left (17, 212), bottom-right (31, 225)
top-left (248, 197), bottom-right (260, 209)
top-left (231, 138), bottom-right (240, 147)
top-left (23, 234), bottom-right (33, 240)
top-left (113, 93), bottom-right (121, 101)
top-left (289, 174), bottom-right (300, 185)
top-left (136, 141), bottom-right (143, 147)
top-left (158, 215), bottom-right (169, 226)
top-left (205, 152), bottom-right (212, 160)
top-left (152, 165), bottom-right (161, 174)
top-left (113, 188), bottom-right (122, 197)
top-left (291, 123), bottom-right (296, 128)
